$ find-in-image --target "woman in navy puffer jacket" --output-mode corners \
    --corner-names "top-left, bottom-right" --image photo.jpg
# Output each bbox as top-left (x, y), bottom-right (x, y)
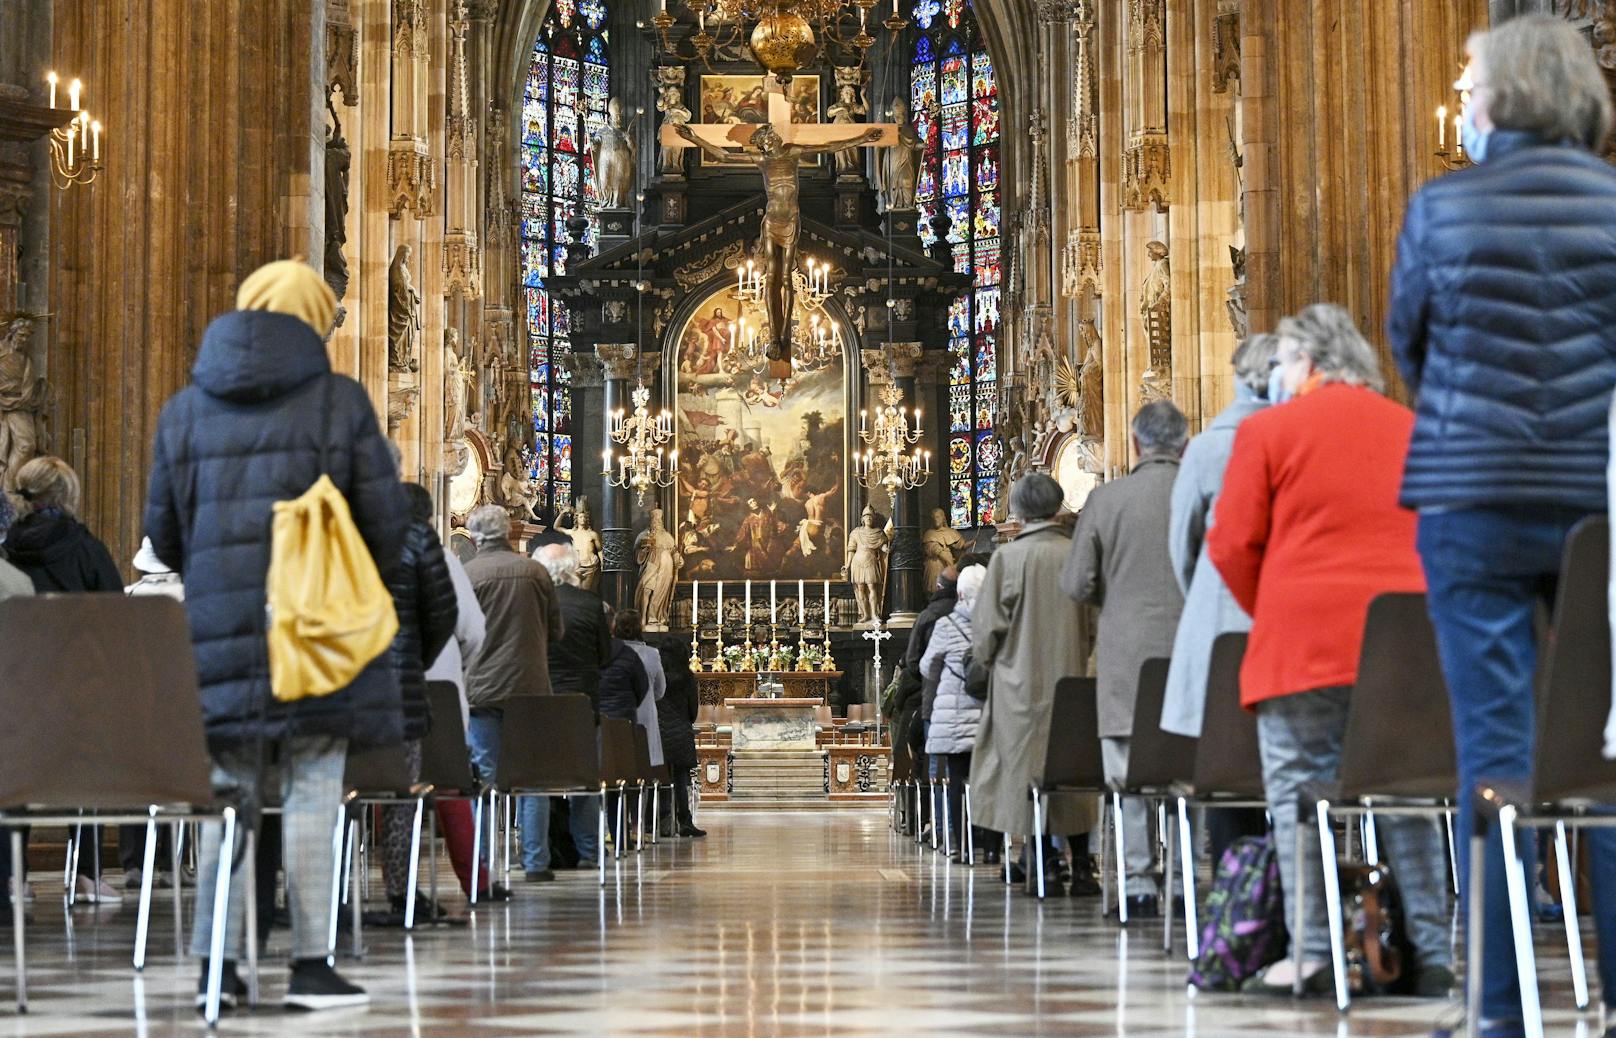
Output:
top-left (921, 563), bottom-right (991, 859)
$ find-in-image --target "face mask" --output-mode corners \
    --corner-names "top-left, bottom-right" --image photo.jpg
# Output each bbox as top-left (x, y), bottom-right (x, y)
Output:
top-left (1267, 366), bottom-right (1291, 405)
top-left (1461, 105), bottom-right (1490, 163)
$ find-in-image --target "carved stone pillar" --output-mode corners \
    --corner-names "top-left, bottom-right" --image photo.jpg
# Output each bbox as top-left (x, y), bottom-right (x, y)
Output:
top-left (598, 343), bottom-right (638, 610)
top-left (883, 342), bottom-right (925, 621)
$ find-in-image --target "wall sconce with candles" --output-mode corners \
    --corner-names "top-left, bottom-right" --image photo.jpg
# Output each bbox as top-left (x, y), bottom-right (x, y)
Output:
top-left (1434, 64), bottom-right (1472, 172)
top-left (44, 72), bottom-right (103, 189)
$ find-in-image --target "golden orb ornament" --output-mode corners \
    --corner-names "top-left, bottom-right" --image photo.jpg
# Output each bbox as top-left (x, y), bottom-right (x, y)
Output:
top-left (749, 10), bottom-right (818, 81)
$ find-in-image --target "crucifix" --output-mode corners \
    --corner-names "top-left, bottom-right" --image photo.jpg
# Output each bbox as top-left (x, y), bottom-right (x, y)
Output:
top-left (664, 83), bottom-right (900, 374)
top-left (861, 616), bottom-right (892, 743)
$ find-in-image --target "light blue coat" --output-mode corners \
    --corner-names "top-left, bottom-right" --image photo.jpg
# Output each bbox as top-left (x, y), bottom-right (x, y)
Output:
top-left (922, 600), bottom-right (980, 755)
top-left (1160, 386), bottom-right (1267, 737)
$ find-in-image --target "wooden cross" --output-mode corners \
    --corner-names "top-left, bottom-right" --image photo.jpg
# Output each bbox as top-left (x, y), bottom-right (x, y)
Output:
top-left (660, 80), bottom-right (900, 154)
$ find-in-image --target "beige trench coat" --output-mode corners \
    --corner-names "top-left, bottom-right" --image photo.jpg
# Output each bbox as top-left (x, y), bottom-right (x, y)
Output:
top-left (968, 521), bottom-right (1099, 837)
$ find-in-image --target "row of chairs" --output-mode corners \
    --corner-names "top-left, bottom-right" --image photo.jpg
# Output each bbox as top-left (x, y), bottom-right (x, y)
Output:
top-left (0, 595), bottom-right (683, 1025)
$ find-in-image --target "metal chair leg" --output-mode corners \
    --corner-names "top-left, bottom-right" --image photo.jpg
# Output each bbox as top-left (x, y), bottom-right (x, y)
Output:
top-left (428, 804), bottom-right (439, 922)
top-left (1444, 810), bottom-right (1459, 895)
top-left (963, 783), bottom-right (975, 864)
top-left (1178, 797), bottom-right (1199, 960)
top-left (1113, 793), bottom-right (1129, 926)
top-left (652, 785), bottom-right (662, 845)
top-left (501, 794), bottom-right (512, 887)
top-left (1497, 807), bottom-right (1543, 1038)
top-left (12, 828), bottom-right (27, 1013)
top-left (1316, 801), bottom-right (1350, 1012)
top-left (941, 779), bottom-right (953, 858)
top-left (1553, 820), bottom-right (1590, 1010)
top-left (243, 828), bottom-right (258, 1006)
top-left (348, 818), bottom-right (362, 960)
top-left (913, 783), bottom-right (924, 845)
top-left (202, 806), bottom-right (237, 1027)
top-left (1031, 785), bottom-right (1046, 900)
top-left (404, 797), bottom-right (425, 931)
top-left (1465, 832), bottom-right (1486, 1038)
top-left (470, 794), bottom-right (484, 906)
top-left (1162, 803), bottom-right (1176, 954)
top-left (1292, 806), bottom-right (1307, 997)
top-left (598, 784), bottom-right (608, 886)
top-left (326, 806), bottom-right (346, 955)
top-left (133, 806), bottom-right (159, 970)
top-left (930, 779), bottom-right (940, 851)
top-left (171, 821), bottom-right (185, 956)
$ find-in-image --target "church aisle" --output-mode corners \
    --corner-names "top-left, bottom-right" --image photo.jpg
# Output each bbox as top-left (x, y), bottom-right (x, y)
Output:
top-left (2, 808), bottom-right (1590, 1036)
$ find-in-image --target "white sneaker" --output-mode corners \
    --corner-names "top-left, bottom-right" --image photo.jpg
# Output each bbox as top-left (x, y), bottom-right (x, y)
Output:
top-left (73, 875), bottom-right (124, 904)
top-left (8, 878), bottom-right (32, 903)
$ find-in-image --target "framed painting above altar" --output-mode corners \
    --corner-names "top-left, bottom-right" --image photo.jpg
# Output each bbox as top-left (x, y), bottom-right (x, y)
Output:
top-left (696, 74), bottom-right (820, 167)
top-left (672, 284), bottom-right (848, 582)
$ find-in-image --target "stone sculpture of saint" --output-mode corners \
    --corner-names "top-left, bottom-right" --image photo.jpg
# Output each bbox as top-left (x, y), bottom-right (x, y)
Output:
top-left (844, 504), bottom-right (890, 625)
top-left (588, 98), bottom-right (637, 209)
top-left (921, 507), bottom-right (967, 594)
top-left (324, 102), bottom-right (352, 301)
top-left (873, 99), bottom-right (924, 212)
top-left (1078, 315), bottom-right (1104, 440)
top-left (558, 495), bottom-right (603, 591)
top-left (0, 313), bottom-right (47, 492)
top-left (825, 82), bottom-right (868, 178)
top-left (653, 71), bottom-right (691, 176)
top-left (499, 443), bottom-right (540, 521)
top-left (443, 328), bottom-right (473, 442)
top-left (388, 244), bottom-right (422, 374)
top-left (635, 507), bottom-right (681, 630)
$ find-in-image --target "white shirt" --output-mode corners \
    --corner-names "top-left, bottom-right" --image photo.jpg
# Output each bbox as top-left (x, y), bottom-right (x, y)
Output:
top-left (426, 552), bottom-right (487, 732)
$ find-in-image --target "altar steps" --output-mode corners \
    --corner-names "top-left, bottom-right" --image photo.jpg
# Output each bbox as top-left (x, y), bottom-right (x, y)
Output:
top-left (728, 749), bottom-right (827, 800)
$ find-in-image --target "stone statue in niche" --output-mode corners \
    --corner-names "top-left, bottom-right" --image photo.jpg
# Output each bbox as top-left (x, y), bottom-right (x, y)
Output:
top-left (1226, 245), bottom-right (1249, 342)
top-left (498, 442), bottom-right (540, 521)
top-left (1077, 314), bottom-right (1105, 440)
top-left (652, 67), bottom-right (691, 176)
top-left (635, 506), bottom-right (681, 630)
top-left (588, 98), bottom-right (637, 209)
top-left (557, 495), bottom-right (603, 591)
top-left (873, 99), bottom-right (924, 211)
top-left (1140, 240), bottom-right (1172, 374)
top-left (388, 244), bottom-right (422, 373)
top-left (324, 99), bottom-right (352, 303)
top-left (0, 312), bottom-right (48, 492)
top-left (444, 328), bottom-right (473, 442)
top-left (921, 507), bottom-right (966, 595)
top-left (845, 504), bottom-right (890, 625)
top-left (826, 72), bottom-right (868, 178)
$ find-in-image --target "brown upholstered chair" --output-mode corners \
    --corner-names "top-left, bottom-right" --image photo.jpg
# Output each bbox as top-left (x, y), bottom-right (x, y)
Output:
top-left (495, 694), bottom-right (602, 882)
top-left (1117, 658), bottom-right (1198, 936)
top-left (1027, 676), bottom-right (1107, 899)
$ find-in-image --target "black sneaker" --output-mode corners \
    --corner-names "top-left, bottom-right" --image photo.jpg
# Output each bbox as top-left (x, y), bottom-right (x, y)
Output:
top-left (524, 869), bottom-right (556, 883)
top-left (194, 960), bottom-right (247, 1012)
top-left (284, 958), bottom-right (369, 1011)
top-left (1410, 964), bottom-right (1456, 998)
top-left (678, 824), bottom-right (707, 838)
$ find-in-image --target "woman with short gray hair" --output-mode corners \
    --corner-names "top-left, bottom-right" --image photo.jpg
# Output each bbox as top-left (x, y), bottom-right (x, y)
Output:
top-left (1272, 304), bottom-right (1384, 396)
top-left (1388, 15), bottom-right (1616, 1029)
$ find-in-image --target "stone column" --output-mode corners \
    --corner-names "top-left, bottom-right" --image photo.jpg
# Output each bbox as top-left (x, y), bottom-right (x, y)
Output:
top-left (884, 342), bottom-right (925, 622)
top-left (598, 343), bottom-right (638, 610)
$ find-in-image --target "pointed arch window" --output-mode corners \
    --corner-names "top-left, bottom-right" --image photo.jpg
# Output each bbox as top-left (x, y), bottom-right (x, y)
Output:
top-left (909, 0), bottom-right (999, 528)
top-left (520, 3), bottom-right (610, 516)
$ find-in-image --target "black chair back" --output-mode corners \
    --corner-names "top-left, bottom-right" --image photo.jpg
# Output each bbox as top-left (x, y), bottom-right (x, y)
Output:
top-left (418, 682), bottom-right (478, 793)
top-left (631, 725), bottom-right (653, 782)
top-left (496, 694), bottom-right (598, 793)
top-left (0, 596), bottom-right (213, 810)
top-left (1536, 517), bottom-right (1616, 804)
top-left (1039, 677), bottom-right (1105, 790)
top-left (1190, 633), bottom-right (1264, 798)
top-left (344, 743), bottom-right (414, 796)
top-left (1337, 593), bottom-right (1457, 800)
top-left (1125, 658), bottom-right (1198, 790)
top-left (599, 717), bottom-right (637, 785)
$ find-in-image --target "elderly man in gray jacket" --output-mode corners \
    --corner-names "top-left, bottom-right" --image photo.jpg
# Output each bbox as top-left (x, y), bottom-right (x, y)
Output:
top-left (1061, 400), bottom-right (1187, 918)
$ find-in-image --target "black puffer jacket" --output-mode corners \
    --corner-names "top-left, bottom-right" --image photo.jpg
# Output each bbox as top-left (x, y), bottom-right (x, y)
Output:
top-left (3, 509), bottom-right (122, 594)
top-left (387, 520), bottom-right (459, 741)
top-left (145, 310), bottom-right (408, 748)
top-left (597, 638), bottom-right (648, 722)
top-left (548, 583), bottom-right (612, 708)
top-left (654, 638), bottom-right (699, 773)
top-left (1389, 131), bottom-right (1616, 513)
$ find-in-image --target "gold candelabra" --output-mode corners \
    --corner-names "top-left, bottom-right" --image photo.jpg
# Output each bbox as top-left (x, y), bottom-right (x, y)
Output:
top-left (1433, 63), bottom-right (1473, 172)
top-left (651, 0), bottom-right (905, 82)
top-left (602, 381), bottom-right (676, 504)
top-left (855, 381), bottom-right (930, 491)
top-left (44, 72), bottom-right (104, 189)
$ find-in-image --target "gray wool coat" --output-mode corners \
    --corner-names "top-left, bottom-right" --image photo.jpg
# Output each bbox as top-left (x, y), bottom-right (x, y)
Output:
top-left (1161, 390), bottom-right (1266, 737)
top-left (1060, 456), bottom-right (1184, 739)
top-left (969, 522), bottom-right (1099, 837)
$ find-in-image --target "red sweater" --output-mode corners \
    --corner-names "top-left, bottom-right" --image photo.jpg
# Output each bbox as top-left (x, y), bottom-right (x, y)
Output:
top-left (1206, 382), bottom-right (1425, 708)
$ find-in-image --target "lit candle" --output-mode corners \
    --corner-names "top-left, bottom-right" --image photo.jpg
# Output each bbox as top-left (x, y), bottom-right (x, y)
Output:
top-left (717, 581), bottom-right (724, 628)
top-left (744, 581), bottom-right (751, 628)
top-left (602, 447), bottom-right (611, 475)
top-left (692, 579), bottom-right (698, 626)
top-left (1436, 106), bottom-right (1447, 149)
top-left (1454, 115), bottom-right (1464, 156)
top-left (824, 580), bottom-right (831, 629)
top-left (91, 120), bottom-right (100, 162)
top-left (798, 579), bottom-right (805, 622)
top-left (68, 78), bottom-right (81, 111)
top-left (770, 579), bottom-right (777, 624)
top-left (46, 72), bottom-right (57, 109)
top-left (66, 125), bottom-right (75, 168)
top-left (893, 0), bottom-right (898, 14)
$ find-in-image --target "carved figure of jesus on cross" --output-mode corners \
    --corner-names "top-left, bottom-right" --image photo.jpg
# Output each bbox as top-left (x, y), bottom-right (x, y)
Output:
top-left (664, 84), bottom-right (900, 374)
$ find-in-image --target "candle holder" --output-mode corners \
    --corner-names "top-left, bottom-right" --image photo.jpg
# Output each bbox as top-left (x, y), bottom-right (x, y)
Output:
top-left (767, 626), bottom-right (787, 671)
top-left (711, 624), bottom-right (727, 672)
top-left (688, 633), bottom-right (705, 674)
top-left (741, 621), bottom-right (755, 672)
top-left (819, 629), bottom-right (837, 673)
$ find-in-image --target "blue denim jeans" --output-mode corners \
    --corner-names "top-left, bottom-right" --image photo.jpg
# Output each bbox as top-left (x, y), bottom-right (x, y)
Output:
top-left (1418, 505), bottom-right (1616, 1018)
top-left (466, 708), bottom-right (502, 869)
top-left (468, 708), bottom-right (600, 871)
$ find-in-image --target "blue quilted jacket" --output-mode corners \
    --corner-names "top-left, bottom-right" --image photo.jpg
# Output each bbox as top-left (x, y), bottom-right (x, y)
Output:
top-left (1388, 130), bottom-right (1616, 513)
top-left (145, 310), bottom-right (408, 749)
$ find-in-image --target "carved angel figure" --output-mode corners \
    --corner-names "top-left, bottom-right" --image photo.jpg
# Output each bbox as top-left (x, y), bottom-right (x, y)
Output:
top-left (872, 99), bottom-right (924, 212)
top-left (0, 313), bottom-right (47, 492)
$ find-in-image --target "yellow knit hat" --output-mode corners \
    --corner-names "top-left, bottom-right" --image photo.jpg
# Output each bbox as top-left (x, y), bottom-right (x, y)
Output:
top-left (235, 259), bottom-right (337, 336)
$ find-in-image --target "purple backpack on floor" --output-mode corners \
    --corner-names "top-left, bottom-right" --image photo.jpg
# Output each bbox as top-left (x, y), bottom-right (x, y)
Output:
top-left (1187, 834), bottom-right (1287, 991)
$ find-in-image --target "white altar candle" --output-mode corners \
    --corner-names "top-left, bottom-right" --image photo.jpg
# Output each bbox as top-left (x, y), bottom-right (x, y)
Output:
top-left (717, 581), bottom-right (723, 629)
top-left (798, 579), bottom-right (805, 623)
top-left (823, 580), bottom-right (831, 628)
top-left (744, 582), bottom-right (751, 625)
top-left (770, 580), bottom-right (777, 624)
top-left (692, 579), bottom-right (699, 627)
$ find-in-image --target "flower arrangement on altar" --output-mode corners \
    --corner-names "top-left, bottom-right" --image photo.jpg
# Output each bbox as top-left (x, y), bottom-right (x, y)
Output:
top-left (795, 643), bottom-right (824, 671)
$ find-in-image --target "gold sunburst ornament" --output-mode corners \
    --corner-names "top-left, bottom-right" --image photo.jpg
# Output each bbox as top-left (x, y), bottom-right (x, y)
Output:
top-left (1056, 355), bottom-right (1081, 409)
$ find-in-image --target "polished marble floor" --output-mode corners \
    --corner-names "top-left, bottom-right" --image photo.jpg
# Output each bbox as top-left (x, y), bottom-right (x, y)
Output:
top-left (0, 807), bottom-right (1603, 1036)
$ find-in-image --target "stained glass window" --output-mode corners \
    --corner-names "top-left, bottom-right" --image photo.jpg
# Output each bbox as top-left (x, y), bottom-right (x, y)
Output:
top-left (911, 0), bottom-right (999, 528)
top-left (522, 11), bottom-right (609, 517)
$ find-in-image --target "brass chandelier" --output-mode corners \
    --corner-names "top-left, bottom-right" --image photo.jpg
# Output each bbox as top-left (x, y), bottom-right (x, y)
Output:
top-left (855, 380), bottom-right (930, 491)
top-left (652, 0), bottom-right (907, 81)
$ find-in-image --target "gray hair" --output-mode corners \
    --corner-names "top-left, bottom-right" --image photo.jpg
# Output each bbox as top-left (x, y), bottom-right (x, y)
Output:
top-left (1131, 400), bottom-right (1189, 458)
top-left (1274, 303), bottom-right (1385, 392)
top-left (535, 542), bottom-right (580, 586)
top-left (1472, 15), bottom-right (1613, 153)
top-left (1233, 333), bottom-right (1281, 394)
top-left (1009, 472), bottom-right (1065, 522)
top-left (466, 505), bottom-right (511, 546)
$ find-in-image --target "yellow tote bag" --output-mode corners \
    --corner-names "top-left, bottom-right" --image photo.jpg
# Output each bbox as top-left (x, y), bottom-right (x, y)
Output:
top-left (266, 473), bottom-right (398, 701)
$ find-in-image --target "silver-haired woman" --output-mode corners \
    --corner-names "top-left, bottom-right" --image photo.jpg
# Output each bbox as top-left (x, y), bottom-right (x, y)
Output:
top-left (1387, 14), bottom-right (1616, 1032)
top-left (1206, 304), bottom-right (1453, 997)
